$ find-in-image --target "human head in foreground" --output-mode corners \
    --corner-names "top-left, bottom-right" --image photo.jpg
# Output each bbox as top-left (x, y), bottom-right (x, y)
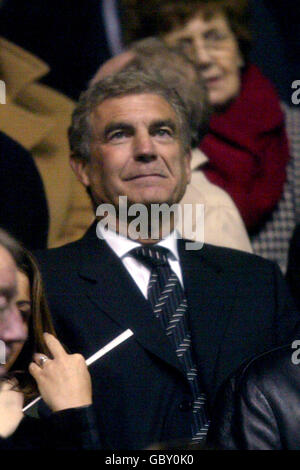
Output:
top-left (69, 69), bottom-right (194, 240)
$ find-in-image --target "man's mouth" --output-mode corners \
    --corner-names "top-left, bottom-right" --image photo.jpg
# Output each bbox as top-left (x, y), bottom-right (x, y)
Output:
top-left (124, 173), bottom-right (167, 181)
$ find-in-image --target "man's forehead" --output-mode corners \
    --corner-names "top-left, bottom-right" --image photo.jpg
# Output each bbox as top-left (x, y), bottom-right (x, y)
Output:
top-left (91, 93), bottom-right (179, 126)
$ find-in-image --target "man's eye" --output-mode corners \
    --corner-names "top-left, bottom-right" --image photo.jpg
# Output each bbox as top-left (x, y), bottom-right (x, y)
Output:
top-left (110, 132), bottom-right (123, 139)
top-left (155, 128), bottom-right (172, 137)
top-left (109, 130), bottom-right (128, 140)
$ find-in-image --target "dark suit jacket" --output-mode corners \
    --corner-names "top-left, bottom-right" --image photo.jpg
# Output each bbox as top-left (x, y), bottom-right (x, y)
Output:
top-left (35, 222), bottom-right (300, 449)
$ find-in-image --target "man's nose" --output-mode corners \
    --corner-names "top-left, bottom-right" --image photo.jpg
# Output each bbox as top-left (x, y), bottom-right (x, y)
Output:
top-left (133, 131), bottom-right (157, 162)
top-left (0, 305), bottom-right (27, 343)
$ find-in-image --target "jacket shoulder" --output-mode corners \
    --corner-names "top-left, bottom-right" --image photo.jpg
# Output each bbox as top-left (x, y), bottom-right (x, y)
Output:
top-left (34, 237), bottom-right (84, 271)
top-left (193, 242), bottom-right (279, 274)
top-left (234, 340), bottom-right (299, 393)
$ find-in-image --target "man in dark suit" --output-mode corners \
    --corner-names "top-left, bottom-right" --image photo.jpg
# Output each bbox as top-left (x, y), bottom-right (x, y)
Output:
top-left (36, 69), bottom-right (299, 450)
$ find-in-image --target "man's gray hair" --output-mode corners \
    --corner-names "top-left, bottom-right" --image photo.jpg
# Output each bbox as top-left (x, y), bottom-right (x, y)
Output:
top-left (69, 69), bottom-right (191, 162)
top-left (0, 229), bottom-right (22, 264)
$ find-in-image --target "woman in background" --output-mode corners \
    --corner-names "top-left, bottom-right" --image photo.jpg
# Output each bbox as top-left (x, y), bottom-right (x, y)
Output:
top-left (123, 0), bottom-right (300, 273)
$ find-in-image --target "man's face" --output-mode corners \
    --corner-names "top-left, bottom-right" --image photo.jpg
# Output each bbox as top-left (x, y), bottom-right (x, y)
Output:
top-left (0, 246), bottom-right (27, 377)
top-left (72, 93), bottom-right (191, 209)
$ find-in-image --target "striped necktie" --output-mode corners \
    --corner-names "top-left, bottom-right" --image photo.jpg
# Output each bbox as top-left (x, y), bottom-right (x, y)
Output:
top-left (131, 245), bottom-right (210, 443)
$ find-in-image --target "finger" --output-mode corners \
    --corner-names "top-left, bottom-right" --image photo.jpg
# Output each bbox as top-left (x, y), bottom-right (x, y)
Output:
top-left (28, 362), bottom-right (43, 380)
top-left (33, 353), bottom-right (50, 368)
top-left (43, 333), bottom-right (67, 359)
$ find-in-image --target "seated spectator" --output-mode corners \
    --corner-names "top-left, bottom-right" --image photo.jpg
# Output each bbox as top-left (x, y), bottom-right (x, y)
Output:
top-left (286, 223), bottom-right (300, 310)
top-left (207, 324), bottom-right (300, 450)
top-left (0, 35), bottom-right (93, 247)
top-left (35, 68), bottom-right (300, 449)
top-left (0, 230), bottom-right (99, 449)
top-left (0, 131), bottom-right (48, 249)
top-left (91, 38), bottom-right (252, 252)
top-left (121, 0), bottom-right (299, 273)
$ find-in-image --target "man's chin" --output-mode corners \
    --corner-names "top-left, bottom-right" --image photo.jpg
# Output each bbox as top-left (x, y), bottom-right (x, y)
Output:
top-left (126, 192), bottom-right (180, 208)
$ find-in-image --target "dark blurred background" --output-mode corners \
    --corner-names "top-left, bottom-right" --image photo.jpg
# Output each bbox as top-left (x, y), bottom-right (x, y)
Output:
top-left (0, 0), bottom-right (299, 103)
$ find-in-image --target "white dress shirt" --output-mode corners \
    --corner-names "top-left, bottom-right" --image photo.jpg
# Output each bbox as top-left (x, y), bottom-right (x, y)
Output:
top-left (97, 225), bottom-right (184, 299)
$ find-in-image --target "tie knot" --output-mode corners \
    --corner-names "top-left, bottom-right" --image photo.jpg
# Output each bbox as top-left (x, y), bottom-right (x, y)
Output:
top-left (131, 245), bottom-right (170, 267)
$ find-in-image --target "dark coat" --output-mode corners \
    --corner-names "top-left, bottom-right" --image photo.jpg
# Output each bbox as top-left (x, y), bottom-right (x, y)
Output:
top-left (35, 222), bottom-right (300, 449)
top-left (0, 131), bottom-right (48, 249)
top-left (208, 332), bottom-right (300, 450)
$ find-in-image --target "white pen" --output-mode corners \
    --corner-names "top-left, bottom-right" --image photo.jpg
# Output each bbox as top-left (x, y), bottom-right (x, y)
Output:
top-left (22, 328), bottom-right (134, 413)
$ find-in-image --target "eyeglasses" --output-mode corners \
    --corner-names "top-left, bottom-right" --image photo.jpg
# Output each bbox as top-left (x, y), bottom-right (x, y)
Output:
top-left (174, 30), bottom-right (235, 56)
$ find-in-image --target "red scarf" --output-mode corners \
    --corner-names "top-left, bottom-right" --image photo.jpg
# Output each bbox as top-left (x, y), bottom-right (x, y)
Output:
top-left (200, 64), bottom-right (290, 231)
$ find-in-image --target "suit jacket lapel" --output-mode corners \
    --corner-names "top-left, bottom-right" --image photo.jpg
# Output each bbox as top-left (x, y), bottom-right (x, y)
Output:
top-left (178, 240), bottom-right (237, 395)
top-left (77, 224), bottom-right (184, 376)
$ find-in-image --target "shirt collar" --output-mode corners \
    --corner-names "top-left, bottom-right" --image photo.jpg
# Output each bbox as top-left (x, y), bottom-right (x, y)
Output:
top-left (98, 225), bottom-right (180, 261)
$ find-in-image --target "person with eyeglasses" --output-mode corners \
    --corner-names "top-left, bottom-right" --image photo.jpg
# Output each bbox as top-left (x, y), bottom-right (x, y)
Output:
top-left (122, 0), bottom-right (299, 276)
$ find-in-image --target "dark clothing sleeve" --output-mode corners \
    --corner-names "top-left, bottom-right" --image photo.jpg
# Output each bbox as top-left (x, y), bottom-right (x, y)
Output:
top-left (0, 131), bottom-right (49, 249)
top-left (207, 341), bottom-right (300, 450)
top-left (207, 373), bottom-right (281, 450)
top-left (46, 405), bottom-right (101, 450)
top-left (0, 405), bottom-right (100, 450)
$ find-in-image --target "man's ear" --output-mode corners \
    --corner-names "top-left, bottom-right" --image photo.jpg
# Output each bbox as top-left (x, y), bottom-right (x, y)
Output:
top-left (70, 154), bottom-right (90, 187)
